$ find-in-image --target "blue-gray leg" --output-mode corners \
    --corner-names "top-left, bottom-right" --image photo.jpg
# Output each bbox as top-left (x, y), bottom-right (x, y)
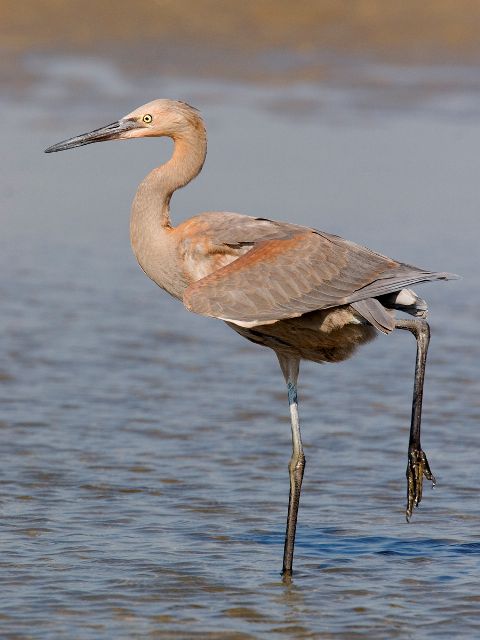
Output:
top-left (395, 319), bottom-right (436, 520)
top-left (277, 353), bottom-right (305, 579)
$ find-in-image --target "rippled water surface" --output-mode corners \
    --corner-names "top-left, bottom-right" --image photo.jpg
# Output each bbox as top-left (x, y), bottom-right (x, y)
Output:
top-left (1, 60), bottom-right (480, 638)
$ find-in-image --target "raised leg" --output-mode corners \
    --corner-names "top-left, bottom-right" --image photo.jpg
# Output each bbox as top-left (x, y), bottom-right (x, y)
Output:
top-left (395, 319), bottom-right (436, 521)
top-left (276, 352), bottom-right (305, 580)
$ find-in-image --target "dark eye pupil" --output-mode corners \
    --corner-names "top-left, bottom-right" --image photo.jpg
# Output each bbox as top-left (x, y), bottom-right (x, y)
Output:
top-left (144, 115), bottom-right (152, 123)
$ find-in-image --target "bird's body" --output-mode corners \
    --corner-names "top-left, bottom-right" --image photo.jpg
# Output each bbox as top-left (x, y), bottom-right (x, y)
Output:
top-left (46, 99), bottom-right (455, 579)
top-left (137, 208), bottom-right (377, 362)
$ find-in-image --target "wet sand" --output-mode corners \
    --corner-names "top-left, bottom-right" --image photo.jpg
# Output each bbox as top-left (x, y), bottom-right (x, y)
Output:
top-left (3, 0), bottom-right (480, 89)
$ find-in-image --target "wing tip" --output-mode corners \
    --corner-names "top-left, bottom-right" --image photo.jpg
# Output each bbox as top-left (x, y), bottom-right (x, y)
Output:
top-left (440, 272), bottom-right (461, 281)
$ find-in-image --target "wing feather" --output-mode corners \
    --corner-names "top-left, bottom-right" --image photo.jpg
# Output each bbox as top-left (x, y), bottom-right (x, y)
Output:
top-left (182, 217), bottom-right (455, 324)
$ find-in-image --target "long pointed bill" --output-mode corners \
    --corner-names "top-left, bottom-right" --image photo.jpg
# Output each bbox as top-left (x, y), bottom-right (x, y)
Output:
top-left (44, 119), bottom-right (140, 153)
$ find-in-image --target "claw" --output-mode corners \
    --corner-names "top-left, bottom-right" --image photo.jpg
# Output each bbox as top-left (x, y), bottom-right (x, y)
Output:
top-left (406, 449), bottom-right (436, 521)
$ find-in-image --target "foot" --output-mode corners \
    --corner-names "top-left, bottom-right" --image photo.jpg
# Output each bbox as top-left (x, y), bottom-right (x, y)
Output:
top-left (406, 449), bottom-right (436, 521)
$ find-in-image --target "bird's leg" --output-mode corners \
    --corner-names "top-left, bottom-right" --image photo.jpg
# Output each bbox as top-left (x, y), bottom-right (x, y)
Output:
top-left (276, 353), bottom-right (305, 580)
top-left (395, 319), bottom-right (436, 521)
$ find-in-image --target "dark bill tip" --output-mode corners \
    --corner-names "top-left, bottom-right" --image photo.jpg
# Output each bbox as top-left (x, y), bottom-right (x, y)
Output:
top-left (44, 119), bottom-right (139, 153)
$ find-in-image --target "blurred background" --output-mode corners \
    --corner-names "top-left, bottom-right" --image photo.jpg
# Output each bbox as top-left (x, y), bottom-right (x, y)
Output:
top-left (1, 2), bottom-right (479, 639)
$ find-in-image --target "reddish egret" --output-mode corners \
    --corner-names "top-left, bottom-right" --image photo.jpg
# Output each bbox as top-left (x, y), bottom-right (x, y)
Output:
top-left (45, 99), bottom-right (455, 578)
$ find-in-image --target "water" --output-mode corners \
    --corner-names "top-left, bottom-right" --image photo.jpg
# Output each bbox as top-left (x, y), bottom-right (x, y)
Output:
top-left (1, 58), bottom-right (479, 638)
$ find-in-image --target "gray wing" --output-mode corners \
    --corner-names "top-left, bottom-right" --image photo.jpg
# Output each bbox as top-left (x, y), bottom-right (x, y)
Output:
top-left (182, 216), bottom-right (454, 328)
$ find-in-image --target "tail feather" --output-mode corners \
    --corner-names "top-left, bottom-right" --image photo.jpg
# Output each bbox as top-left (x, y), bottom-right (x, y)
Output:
top-left (352, 286), bottom-right (435, 333)
top-left (350, 272), bottom-right (459, 333)
top-left (378, 288), bottom-right (428, 318)
top-left (351, 298), bottom-right (396, 334)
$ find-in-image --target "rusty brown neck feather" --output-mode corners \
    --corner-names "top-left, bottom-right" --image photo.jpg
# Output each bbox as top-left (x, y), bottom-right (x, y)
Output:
top-left (129, 120), bottom-right (207, 299)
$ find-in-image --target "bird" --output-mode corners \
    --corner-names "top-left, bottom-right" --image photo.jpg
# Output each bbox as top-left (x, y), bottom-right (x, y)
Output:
top-left (45, 99), bottom-right (456, 579)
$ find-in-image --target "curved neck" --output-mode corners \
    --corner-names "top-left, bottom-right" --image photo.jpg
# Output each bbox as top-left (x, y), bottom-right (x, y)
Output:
top-left (132, 127), bottom-right (207, 229)
top-left (129, 124), bottom-right (207, 299)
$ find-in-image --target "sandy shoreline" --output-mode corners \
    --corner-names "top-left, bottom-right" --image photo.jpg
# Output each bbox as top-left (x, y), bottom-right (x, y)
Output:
top-left (3, 0), bottom-right (480, 91)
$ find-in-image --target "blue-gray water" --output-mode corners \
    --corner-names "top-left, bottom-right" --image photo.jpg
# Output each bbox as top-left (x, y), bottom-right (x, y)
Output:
top-left (1, 59), bottom-right (479, 638)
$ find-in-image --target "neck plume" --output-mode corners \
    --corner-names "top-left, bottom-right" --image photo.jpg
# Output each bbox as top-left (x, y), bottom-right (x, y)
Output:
top-left (130, 117), bottom-right (207, 299)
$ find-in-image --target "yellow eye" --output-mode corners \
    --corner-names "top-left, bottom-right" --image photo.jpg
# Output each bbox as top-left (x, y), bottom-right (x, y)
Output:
top-left (143, 114), bottom-right (153, 124)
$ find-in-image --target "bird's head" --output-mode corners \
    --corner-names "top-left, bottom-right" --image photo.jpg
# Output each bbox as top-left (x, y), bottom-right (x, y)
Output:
top-left (45, 99), bottom-right (204, 153)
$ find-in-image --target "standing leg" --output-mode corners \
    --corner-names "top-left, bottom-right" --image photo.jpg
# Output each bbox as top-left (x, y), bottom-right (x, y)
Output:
top-left (395, 319), bottom-right (436, 521)
top-left (276, 352), bottom-right (305, 579)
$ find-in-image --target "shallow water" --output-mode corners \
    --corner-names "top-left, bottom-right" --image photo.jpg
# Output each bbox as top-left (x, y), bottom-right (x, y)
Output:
top-left (1, 58), bottom-right (480, 638)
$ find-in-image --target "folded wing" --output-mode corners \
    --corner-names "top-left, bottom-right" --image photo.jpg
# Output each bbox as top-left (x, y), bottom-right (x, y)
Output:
top-left (183, 218), bottom-right (454, 329)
